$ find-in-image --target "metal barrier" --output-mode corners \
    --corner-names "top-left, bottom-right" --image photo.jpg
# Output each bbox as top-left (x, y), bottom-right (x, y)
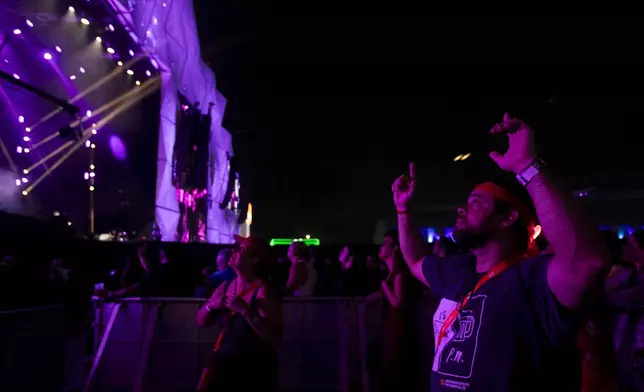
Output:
top-left (0, 305), bottom-right (66, 392)
top-left (86, 297), bottom-right (386, 392)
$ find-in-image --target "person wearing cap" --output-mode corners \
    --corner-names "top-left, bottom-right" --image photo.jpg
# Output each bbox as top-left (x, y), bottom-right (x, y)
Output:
top-left (391, 114), bottom-right (609, 392)
top-left (196, 235), bottom-right (283, 392)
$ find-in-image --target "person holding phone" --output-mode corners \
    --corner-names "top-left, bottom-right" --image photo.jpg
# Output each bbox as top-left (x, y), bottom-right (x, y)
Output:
top-left (392, 114), bottom-right (609, 392)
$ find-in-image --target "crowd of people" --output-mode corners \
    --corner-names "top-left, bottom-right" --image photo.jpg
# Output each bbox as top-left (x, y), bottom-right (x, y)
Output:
top-left (3, 114), bottom-right (644, 392)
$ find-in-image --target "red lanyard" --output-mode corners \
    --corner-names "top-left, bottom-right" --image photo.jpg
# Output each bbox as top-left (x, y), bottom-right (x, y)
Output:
top-left (436, 261), bottom-right (513, 349)
top-left (213, 280), bottom-right (261, 351)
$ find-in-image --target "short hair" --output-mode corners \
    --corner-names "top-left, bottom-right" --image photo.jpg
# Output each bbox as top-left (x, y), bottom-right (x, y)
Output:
top-left (383, 229), bottom-right (400, 246)
top-left (290, 241), bottom-right (310, 259)
top-left (632, 230), bottom-right (644, 249)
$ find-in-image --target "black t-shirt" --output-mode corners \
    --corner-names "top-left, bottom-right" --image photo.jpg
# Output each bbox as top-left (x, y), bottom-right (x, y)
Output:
top-left (423, 253), bottom-right (583, 392)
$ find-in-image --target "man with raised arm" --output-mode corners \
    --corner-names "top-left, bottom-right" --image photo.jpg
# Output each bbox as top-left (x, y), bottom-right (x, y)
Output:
top-left (392, 114), bottom-right (609, 392)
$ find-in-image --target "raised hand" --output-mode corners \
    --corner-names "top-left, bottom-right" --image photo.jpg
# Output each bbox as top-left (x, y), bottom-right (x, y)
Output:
top-left (489, 113), bottom-right (537, 174)
top-left (391, 162), bottom-right (416, 211)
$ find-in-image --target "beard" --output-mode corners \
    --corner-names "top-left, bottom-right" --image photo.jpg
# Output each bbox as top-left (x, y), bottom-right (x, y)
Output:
top-left (452, 227), bottom-right (490, 250)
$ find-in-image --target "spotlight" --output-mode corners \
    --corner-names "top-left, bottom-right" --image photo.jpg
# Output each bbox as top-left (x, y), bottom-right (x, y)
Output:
top-left (107, 48), bottom-right (115, 54)
top-left (89, 172), bottom-right (95, 178)
top-left (90, 164), bottom-right (95, 170)
top-left (24, 148), bottom-right (29, 153)
top-left (55, 46), bottom-right (62, 53)
top-left (68, 6), bottom-right (75, 12)
top-left (23, 169), bottom-right (28, 174)
top-left (117, 61), bottom-right (123, 66)
top-left (86, 110), bottom-right (92, 117)
top-left (22, 191), bottom-right (28, 196)
top-left (91, 129), bottom-right (97, 135)
top-left (80, 18), bottom-right (90, 25)
top-left (21, 178), bottom-right (28, 183)
top-left (16, 146), bottom-right (22, 153)
top-left (135, 80), bottom-right (141, 85)
top-left (89, 186), bottom-right (95, 191)
top-left (26, 20), bottom-right (34, 28)
top-left (12, 74), bottom-right (19, 79)
top-left (25, 127), bottom-right (31, 132)
top-left (128, 49), bottom-right (134, 56)
top-left (84, 172), bottom-right (89, 180)
top-left (23, 136), bottom-right (30, 142)
top-left (85, 140), bottom-right (90, 147)
top-left (18, 116), bottom-right (24, 123)
top-left (96, 37), bottom-right (102, 43)
top-left (80, 67), bottom-right (85, 73)
top-left (43, 52), bottom-right (52, 60)
top-left (145, 70), bottom-right (151, 77)
top-left (13, 29), bottom-right (21, 35)
top-left (70, 75), bottom-right (76, 80)
top-left (108, 24), bottom-right (114, 31)
top-left (15, 179), bottom-right (21, 186)
top-left (90, 144), bottom-right (96, 149)
top-left (126, 69), bottom-right (134, 75)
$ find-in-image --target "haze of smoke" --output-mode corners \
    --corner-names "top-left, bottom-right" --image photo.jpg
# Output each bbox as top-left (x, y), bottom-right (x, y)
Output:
top-left (0, 169), bottom-right (25, 214)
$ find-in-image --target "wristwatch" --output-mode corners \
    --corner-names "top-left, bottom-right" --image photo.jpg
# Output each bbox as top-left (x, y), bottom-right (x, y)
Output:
top-left (516, 158), bottom-right (545, 187)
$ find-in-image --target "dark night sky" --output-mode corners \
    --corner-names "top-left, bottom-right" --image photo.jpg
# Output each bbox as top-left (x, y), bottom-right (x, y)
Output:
top-left (193, 8), bottom-right (644, 243)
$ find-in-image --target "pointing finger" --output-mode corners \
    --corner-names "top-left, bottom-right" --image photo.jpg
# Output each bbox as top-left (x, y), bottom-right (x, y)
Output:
top-left (409, 162), bottom-right (416, 179)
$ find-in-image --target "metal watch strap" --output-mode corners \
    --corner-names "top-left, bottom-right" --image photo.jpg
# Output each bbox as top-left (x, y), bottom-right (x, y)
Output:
top-left (516, 158), bottom-right (545, 186)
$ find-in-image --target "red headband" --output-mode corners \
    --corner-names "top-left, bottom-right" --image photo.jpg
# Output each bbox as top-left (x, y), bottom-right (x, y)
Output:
top-left (474, 182), bottom-right (535, 226)
top-left (474, 182), bottom-right (539, 257)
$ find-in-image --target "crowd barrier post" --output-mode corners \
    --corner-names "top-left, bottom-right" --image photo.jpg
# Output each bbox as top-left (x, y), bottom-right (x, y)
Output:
top-left (83, 302), bottom-right (121, 392)
top-left (133, 302), bottom-right (160, 392)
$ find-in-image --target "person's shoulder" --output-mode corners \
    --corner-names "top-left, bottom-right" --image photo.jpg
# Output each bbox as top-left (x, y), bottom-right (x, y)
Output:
top-left (517, 253), bottom-right (555, 271)
top-left (427, 252), bottom-right (475, 270)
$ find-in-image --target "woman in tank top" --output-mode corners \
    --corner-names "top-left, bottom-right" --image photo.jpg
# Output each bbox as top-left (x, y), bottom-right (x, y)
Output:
top-left (196, 235), bottom-right (283, 392)
top-left (286, 241), bottom-right (317, 296)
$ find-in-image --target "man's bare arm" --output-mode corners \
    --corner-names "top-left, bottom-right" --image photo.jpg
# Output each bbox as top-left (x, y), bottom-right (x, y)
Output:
top-left (527, 171), bottom-right (609, 308)
top-left (397, 213), bottom-right (430, 287)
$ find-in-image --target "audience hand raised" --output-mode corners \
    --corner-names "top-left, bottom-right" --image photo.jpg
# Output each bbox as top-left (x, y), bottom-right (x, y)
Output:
top-left (489, 113), bottom-right (537, 174)
top-left (391, 162), bottom-right (416, 211)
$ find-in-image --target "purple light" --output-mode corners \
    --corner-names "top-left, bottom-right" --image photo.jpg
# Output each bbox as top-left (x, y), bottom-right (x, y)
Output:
top-left (150, 59), bottom-right (159, 69)
top-left (84, 172), bottom-right (89, 180)
top-left (23, 136), bottom-right (30, 142)
top-left (145, 70), bottom-right (151, 77)
top-left (26, 20), bottom-right (33, 28)
top-left (16, 147), bottom-right (22, 153)
top-left (12, 74), bottom-right (19, 80)
top-left (86, 110), bottom-right (92, 117)
top-left (21, 178), bottom-right (28, 183)
top-left (80, 67), bottom-right (86, 73)
top-left (18, 116), bottom-right (24, 123)
top-left (128, 49), bottom-right (134, 56)
top-left (55, 46), bottom-right (62, 53)
top-left (70, 75), bottom-right (76, 80)
top-left (13, 29), bottom-right (21, 35)
top-left (15, 179), bottom-right (21, 186)
top-left (109, 135), bottom-right (127, 161)
top-left (43, 52), bottom-right (52, 60)
top-left (108, 24), bottom-right (115, 31)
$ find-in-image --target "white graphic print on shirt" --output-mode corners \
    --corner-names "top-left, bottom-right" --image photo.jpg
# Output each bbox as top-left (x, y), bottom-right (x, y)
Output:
top-left (432, 295), bottom-right (486, 379)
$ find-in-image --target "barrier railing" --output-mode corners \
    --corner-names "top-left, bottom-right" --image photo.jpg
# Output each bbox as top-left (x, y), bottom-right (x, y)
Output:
top-left (85, 297), bottom-right (383, 392)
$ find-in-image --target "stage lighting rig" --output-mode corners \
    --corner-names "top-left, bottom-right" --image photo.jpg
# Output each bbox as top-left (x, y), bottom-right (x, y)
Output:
top-left (58, 124), bottom-right (82, 141)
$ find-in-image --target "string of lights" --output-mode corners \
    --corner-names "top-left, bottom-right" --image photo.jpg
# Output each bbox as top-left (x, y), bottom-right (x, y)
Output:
top-left (1, 2), bottom-right (161, 232)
